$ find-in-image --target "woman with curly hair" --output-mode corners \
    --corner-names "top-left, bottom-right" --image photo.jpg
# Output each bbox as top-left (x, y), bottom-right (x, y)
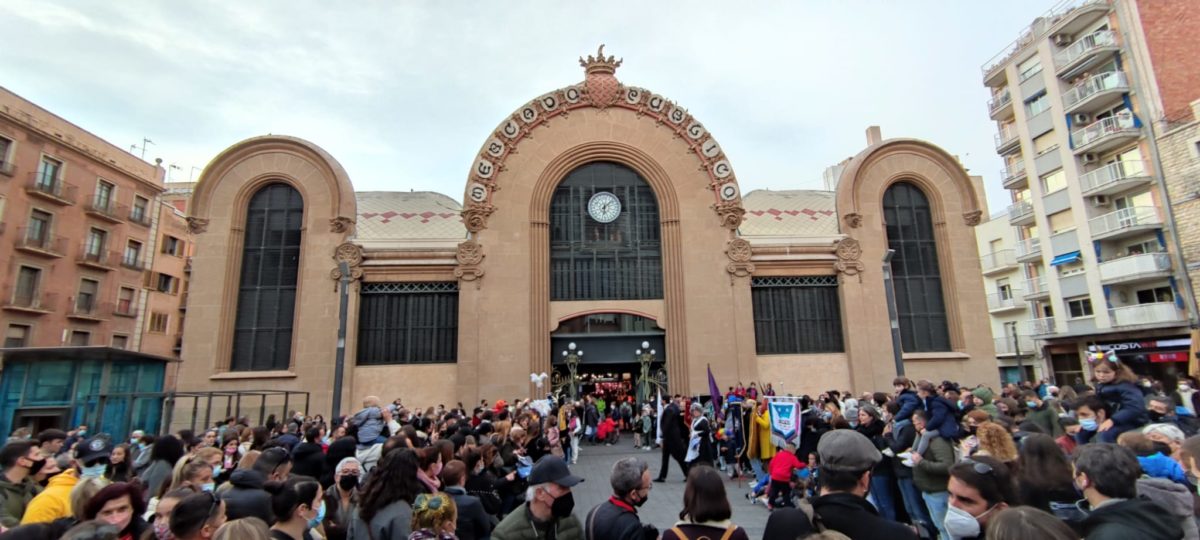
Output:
top-left (408, 493), bottom-right (458, 540)
top-left (973, 422), bottom-right (1019, 469)
top-left (348, 449), bottom-right (424, 540)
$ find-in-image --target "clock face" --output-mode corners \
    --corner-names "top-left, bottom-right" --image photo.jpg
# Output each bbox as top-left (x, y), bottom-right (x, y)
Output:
top-left (587, 192), bottom-right (621, 223)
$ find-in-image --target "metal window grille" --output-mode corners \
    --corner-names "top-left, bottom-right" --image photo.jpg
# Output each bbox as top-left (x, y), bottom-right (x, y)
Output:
top-left (550, 162), bottom-right (663, 301)
top-left (357, 282), bottom-right (458, 365)
top-left (230, 183), bottom-right (304, 371)
top-left (751, 280), bottom-right (845, 354)
top-left (883, 182), bottom-right (951, 352)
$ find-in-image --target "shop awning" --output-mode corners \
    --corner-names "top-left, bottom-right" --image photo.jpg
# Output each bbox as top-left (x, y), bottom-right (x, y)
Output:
top-left (1050, 251), bottom-right (1082, 266)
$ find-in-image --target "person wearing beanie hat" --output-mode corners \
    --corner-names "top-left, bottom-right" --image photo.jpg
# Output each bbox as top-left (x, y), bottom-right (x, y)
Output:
top-left (971, 387), bottom-right (1000, 419)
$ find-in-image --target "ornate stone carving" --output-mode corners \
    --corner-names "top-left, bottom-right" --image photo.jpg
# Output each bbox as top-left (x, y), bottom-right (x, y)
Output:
top-left (454, 240), bottom-right (485, 288)
top-left (461, 203), bottom-right (496, 234)
top-left (329, 265), bottom-right (363, 282)
top-left (333, 242), bottom-right (364, 267)
top-left (963, 210), bottom-right (983, 227)
top-left (713, 201), bottom-right (746, 230)
top-left (843, 213), bottom-right (862, 229)
top-left (580, 44), bottom-right (623, 109)
top-left (186, 217), bottom-right (209, 235)
top-left (329, 216), bottom-right (354, 234)
top-left (725, 237), bottom-right (753, 263)
top-left (834, 237), bottom-right (865, 281)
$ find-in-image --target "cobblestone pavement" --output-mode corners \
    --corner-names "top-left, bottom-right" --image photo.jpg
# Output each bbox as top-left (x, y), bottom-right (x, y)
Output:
top-left (567, 437), bottom-right (769, 538)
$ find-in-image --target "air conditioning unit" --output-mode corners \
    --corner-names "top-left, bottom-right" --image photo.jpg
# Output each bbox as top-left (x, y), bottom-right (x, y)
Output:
top-left (1081, 153), bottom-right (1099, 164)
top-left (1090, 194), bottom-right (1112, 207)
top-left (1053, 34), bottom-right (1072, 46)
top-left (1073, 113), bottom-right (1092, 124)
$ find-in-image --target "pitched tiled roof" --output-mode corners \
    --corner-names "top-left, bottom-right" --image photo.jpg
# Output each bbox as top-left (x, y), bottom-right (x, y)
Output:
top-left (739, 189), bottom-right (839, 237)
top-left (354, 191), bottom-right (466, 240)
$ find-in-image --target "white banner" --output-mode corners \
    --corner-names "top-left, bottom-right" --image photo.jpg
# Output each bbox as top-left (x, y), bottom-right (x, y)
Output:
top-left (766, 396), bottom-right (802, 449)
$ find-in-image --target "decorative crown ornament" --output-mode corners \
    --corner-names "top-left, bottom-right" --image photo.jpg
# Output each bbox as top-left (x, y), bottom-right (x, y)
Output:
top-left (579, 44), bottom-right (622, 75)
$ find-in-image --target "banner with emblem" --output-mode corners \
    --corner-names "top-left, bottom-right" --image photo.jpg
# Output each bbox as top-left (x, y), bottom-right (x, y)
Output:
top-left (766, 396), bottom-right (802, 448)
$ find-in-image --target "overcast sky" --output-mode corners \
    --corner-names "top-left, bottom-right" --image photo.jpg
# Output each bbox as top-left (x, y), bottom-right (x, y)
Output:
top-left (0, 1), bottom-right (1060, 213)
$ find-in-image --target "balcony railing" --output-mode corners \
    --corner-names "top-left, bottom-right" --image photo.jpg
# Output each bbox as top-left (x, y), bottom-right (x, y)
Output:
top-left (1, 289), bottom-right (58, 313)
top-left (1027, 317), bottom-right (1058, 336)
top-left (120, 255), bottom-right (148, 271)
top-left (981, 250), bottom-right (1017, 273)
top-left (77, 250), bottom-right (118, 269)
top-left (1062, 71), bottom-right (1129, 112)
top-left (114, 301), bottom-right (138, 317)
top-left (1054, 29), bottom-right (1117, 73)
top-left (994, 335), bottom-right (1035, 356)
top-left (1023, 277), bottom-right (1049, 298)
top-left (128, 208), bottom-right (152, 227)
top-left (1002, 159), bottom-right (1027, 184)
top-left (14, 227), bottom-right (67, 257)
top-left (1071, 112), bottom-right (1138, 151)
top-left (69, 298), bottom-right (112, 320)
top-left (1008, 200), bottom-right (1034, 222)
top-left (1079, 160), bottom-right (1150, 195)
top-left (24, 173), bottom-right (77, 204)
top-left (995, 125), bottom-right (1020, 150)
top-left (1109, 302), bottom-right (1186, 327)
top-left (1089, 206), bottom-right (1161, 239)
top-left (1099, 252), bottom-right (1172, 284)
top-left (85, 196), bottom-right (128, 223)
top-left (1016, 237), bottom-right (1042, 260)
top-left (988, 292), bottom-right (1025, 312)
top-left (989, 89), bottom-right (1013, 116)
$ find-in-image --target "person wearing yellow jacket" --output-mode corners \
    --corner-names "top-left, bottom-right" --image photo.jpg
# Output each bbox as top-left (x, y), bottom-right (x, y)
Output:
top-left (22, 436), bottom-right (113, 524)
top-left (744, 399), bottom-right (777, 501)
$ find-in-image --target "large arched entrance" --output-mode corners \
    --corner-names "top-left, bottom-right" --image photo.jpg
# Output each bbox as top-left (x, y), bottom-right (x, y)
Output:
top-left (551, 313), bottom-right (666, 405)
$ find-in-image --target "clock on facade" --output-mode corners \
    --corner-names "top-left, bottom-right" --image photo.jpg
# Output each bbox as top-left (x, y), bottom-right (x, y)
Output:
top-left (587, 192), bottom-right (621, 223)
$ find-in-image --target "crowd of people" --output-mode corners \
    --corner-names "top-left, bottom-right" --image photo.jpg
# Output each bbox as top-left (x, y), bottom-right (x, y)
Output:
top-left (1, 352), bottom-right (1200, 540)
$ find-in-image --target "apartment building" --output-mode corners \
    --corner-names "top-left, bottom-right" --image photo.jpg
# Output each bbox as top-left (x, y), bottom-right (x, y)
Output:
top-left (981, 0), bottom-right (1199, 385)
top-left (0, 86), bottom-right (189, 436)
top-left (975, 213), bottom-right (1040, 383)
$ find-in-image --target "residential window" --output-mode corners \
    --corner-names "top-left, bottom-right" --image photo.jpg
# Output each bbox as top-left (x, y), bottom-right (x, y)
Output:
top-left (1067, 297), bottom-right (1094, 318)
top-left (131, 196), bottom-right (149, 223)
top-left (85, 228), bottom-right (106, 257)
top-left (1048, 209), bottom-right (1075, 234)
top-left (76, 279), bottom-right (99, 313)
top-left (231, 183), bottom-right (304, 372)
top-left (161, 235), bottom-right (182, 256)
top-left (4, 325), bottom-right (30, 348)
top-left (112, 335), bottom-right (129, 349)
top-left (0, 136), bottom-right (11, 168)
top-left (124, 240), bottom-right (143, 267)
top-left (1018, 56), bottom-right (1043, 82)
top-left (155, 273), bottom-right (178, 294)
top-left (1136, 286), bottom-right (1174, 304)
top-left (68, 331), bottom-right (90, 346)
top-left (1033, 132), bottom-right (1058, 155)
top-left (996, 278), bottom-right (1013, 300)
top-left (117, 287), bottom-right (136, 315)
top-left (14, 266), bottom-right (40, 305)
top-left (27, 210), bottom-right (52, 245)
top-left (1026, 93), bottom-right (1052, 117)
top-left (1125, 240), bottom-right (1160, 256)
top-left (883, 181), bottom-right (951, 352)
top-left (149, 312), bottom-right (169, 333)
top-left (36, 157), bottom-right (62, 189)
top-left (1115, 191), bottom-right (1154, 210)
top-left (94, 180), bottom-right (115, 210)
top-left (750, 276), bottom-right (845, 354)
top-left (1040, 170), bottom-right (1067, 194)
top-left (356, 282), bottom-right (460, 364)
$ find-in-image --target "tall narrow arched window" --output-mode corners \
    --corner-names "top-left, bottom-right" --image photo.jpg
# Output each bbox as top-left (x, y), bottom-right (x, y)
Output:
top-left (549, 162), bottom-right (662, 300)
top-left (230, 183), bottom-right (304, 371)
top-left (883, 181), bottom-right (951, 352)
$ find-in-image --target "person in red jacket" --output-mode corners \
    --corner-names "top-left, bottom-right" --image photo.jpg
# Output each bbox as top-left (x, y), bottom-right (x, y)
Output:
top-left (767, 441), bottom-right (806, 509)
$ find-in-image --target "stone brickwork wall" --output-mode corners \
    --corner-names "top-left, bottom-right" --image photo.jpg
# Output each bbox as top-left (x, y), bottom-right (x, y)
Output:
top-left (1160, 113), bottom-right (1200, 290)
top-left (1135, 0), bottom-right (1200, 124)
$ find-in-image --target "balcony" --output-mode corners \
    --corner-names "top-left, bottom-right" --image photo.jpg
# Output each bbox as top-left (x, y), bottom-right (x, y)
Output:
top-left (988, 292), bottom-right (1026, 313)
top-left (128, 208), bottom-right (152, 228)
top-left (995, 126), bottom-right (1020, 154)
top-left (1054, 30), bottom-right (1119, 79)
top-left (1, 289), bottom-right (57, 315)
top-left (85, 197), bottom-right (127, 224)
top-left (1109, 302), bottom-right (1187, 328)
top-left (1008, 200), bottom-right (1035, 226)
top-left (24, 174), bottom-right (77, 205)
top-left (119, 256), bottom-right (148, 271)
top-left (980, 250), bottom-right (1018, 276)
top-left (1050, 1), bottom-right (1112, 38)
top-left (1001, 160), bottom-right (1029, 189)
top-left (994, 335), bottom-right (1036, 356)
top-left (113, 301), bottom-right (138, 318)
top-left (1079, 160), bottom-right (1152, 197)
top-left (1023, 277), bottom-right (1050, 299)
top-left (1063, 71), bottom-right (1129, 115)
top-left (67, 299), bottom-right (112, 322)
top-left (14, 228), bottom-right (67, 258)
top-left (1027, 316), bottom-right (1059, 336)
top-left (1072, 112), bottom-right (1139, 155)
top-left (76, 250), bottom-right (118, 272)
top-left (989, 88), bottom-right (1014, 120)
top-left (1016, 237), bottom-right (1042, 262)
top-left (179, 291), bottom-right (188, 311)
top-left (1089, 206), bottom-right (1161, 241)
top-left (1098, 252), bottom-right (1172, 285)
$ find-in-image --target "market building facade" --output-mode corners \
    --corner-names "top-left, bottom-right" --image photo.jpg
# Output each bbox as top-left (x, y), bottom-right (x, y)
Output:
top-left (178, 50), bottom-right (998, 414)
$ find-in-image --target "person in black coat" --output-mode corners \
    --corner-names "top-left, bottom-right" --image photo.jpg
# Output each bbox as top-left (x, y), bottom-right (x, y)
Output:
top-left (291, 427), bottom-right (326, 480)
top-left (220, 468), bottom-right (273, 523)
top-left (322, 436), bottom-right (359, 490)
top-left (654, 396), bottom-right (688, 482)
top-left (442, 460), bottom-right (493, 540)
top-left (585, 457), bottom-right (656, 540)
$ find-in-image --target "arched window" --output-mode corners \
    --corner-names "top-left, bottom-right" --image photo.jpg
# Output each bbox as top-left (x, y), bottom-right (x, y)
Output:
top-left (230, 183), bottom-right (304, 371)
top-left (883, 182), bottom-right (951, 352)
top-left (550, 162), bottom-right (662, 300)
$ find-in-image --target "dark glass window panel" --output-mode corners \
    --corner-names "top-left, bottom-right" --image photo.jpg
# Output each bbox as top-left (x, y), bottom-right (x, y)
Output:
top-left (883, 182), bottom-right (951, 352)
top-left (549, 162), bottom-right (663, 300)
top-left (356, 283), bottom-right (458, 365)
top-left (230, 183), bottom-right (304, 371)
top-left (750, 277), bottom-right (844, 354)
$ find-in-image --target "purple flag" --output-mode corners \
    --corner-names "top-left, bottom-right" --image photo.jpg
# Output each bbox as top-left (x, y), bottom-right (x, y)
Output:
top-left (707, 364), bottom-right (722, 415)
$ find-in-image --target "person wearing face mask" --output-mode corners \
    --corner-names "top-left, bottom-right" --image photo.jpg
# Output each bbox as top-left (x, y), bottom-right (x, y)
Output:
top-left (1073, 395), bottom-right (1115, 446)
top-left (443, 460), bottom-right (494, 540)
top-left (265, 476), bottom-right (324, 540)
top-left (584, 458), bottom-right (655, 540)
top-left (0, 440), bottom-right (48, 527)
top-left (21, 436), bottom-right (112, 524)
top-left (464, 448), bottom-right (502, 518)
top-left (492, 456), bottom-right (583, 540)
top-left (321, 457), bottom-right (361, 540)
top-left (943, 456), bottom-right (1015, 540)
top-left (1020, 390), bottom-right (1063, 438)
top-left (83, 482), bottom-right (149, 540)
top-left (1073, 443), bottom-right (1183, 540)
top-left (807, 430), bottom-right (918, 540)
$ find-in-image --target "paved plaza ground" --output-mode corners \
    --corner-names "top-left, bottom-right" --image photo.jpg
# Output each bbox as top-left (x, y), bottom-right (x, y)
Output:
top-left (567, 437), bottom-right (770, 538)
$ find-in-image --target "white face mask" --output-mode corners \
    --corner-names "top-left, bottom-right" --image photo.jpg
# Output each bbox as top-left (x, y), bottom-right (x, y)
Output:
top-left (944, 504), bottom-right (994, 539)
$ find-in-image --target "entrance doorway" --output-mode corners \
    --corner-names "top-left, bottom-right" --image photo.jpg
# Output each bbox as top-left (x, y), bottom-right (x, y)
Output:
top-left (551, 313), bottom-right (666, 405)
top-left (12, 408), bottom-right (69, 434)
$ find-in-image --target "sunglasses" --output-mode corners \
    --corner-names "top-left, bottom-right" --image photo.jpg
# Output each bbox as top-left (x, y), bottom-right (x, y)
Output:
top-left (962, 459), bottom-right (994, 475)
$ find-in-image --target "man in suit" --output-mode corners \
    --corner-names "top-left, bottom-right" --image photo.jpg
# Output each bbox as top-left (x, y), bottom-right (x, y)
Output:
top-left (654, 396), bottom-right (688, 482)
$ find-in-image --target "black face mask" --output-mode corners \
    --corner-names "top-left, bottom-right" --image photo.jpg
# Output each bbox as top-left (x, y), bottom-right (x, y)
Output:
top-left (628, 491), bottom-right (647, 508)
top-left (550, 491), bottom-right (575, 518)
top-left (26, 457), bottom-right (46, 475)
top-left (1149, 411), bottom-right (1165, 422)
top-left (338, 474), bottom-right (359, 491)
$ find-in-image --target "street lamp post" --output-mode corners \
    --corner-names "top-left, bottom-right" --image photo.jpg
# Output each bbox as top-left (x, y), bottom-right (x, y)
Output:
top-left (561, 342), bottom-right (582, 401)
top-left (635, 340), bottom-right (656, 406)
